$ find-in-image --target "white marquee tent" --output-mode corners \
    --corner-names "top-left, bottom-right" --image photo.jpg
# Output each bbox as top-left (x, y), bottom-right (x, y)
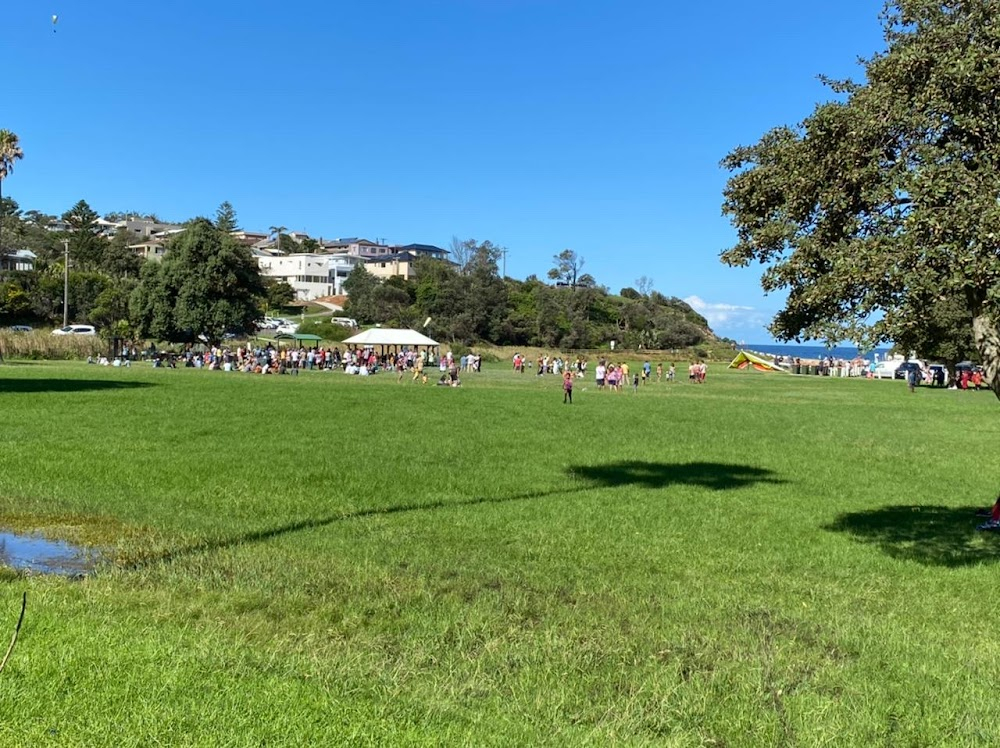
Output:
top-left (342, 328), bottom-right (440, 350)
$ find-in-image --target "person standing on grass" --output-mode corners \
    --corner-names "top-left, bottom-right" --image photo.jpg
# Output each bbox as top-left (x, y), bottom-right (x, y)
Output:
top-left (563, 371), bottom-right (574, 404)
top-left (656, 362), bottom-right (663, 382)
top-left (595, 361), bottom-right (606, 390)
top-left (907, 365), bottom-right (919, 393)
top-left (668, 363), bottom-right (676, 383)
top-left (642, 360), bottom-right (651, 384)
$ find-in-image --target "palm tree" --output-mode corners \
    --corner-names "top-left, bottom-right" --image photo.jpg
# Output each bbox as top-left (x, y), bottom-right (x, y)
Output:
top-left (269, 225), bottom-right (287, 255)
top-left (0, 130), bottom-right (24, 255)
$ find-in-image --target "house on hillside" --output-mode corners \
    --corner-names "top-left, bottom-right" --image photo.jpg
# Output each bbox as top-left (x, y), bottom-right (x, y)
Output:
top-left (0, 249), bottom-right (36, 272)
top-left (231, 230), bottom-right (270, 246)
top-left (321, 237), bottom-right (392, 258)
top-left (390, 243), bottom-right (449, 261)
top-left (43, 219), bottom-right (72, 233)
top-left (257, 253), bottom-right (364, 300)
top-left (363, 244), bottom-right (452, 281)
top-left (114, 219), bottom-right (184, 240)
top-left (129, 240), bottom-right (168, 261)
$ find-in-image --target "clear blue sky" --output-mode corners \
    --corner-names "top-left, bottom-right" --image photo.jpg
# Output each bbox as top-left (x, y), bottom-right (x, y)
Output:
top-left (6, 0), bottom-right (886, 342)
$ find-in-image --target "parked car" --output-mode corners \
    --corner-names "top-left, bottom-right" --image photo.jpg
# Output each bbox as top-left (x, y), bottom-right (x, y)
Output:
top-left (894, 361), bottom-right (926, 381)
top-left (52, 324), bottom-right (96, 336)
top-left (331, 317), bottom-right (358, 329)
top-left (275, 323), bottom-right (299, 334)
top-left (955, 361), bottom-right (983, 374)
top-left (873, 360), bottom-right (902, 379)
top-left (8, 325), bottom-right (32, 333)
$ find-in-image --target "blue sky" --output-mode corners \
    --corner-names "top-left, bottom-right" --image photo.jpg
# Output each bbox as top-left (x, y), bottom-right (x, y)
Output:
top-left (5, 0), bottom-right (886, 342)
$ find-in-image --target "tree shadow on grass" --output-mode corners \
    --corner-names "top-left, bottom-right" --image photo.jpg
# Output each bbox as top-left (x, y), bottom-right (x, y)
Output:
top-left (567, 460), bottom-right (785, 491)
top-left (123, 486), bottom-right (581, 571)
top-left (0, 379), bottom-right (155, 394)
top-left (824, 505), bottom-right (1000, 567)
top-left (122, 461), bottom-right (783, 571)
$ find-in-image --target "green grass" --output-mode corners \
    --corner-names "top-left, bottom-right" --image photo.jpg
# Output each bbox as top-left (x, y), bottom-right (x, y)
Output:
top-left (0, 361), bottom-right (998, 746)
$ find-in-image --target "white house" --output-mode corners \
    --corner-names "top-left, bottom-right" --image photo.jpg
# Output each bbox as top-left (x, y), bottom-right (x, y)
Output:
top-left (257, 253), bottom-right (364, 300)
top-left (0, 249), bottom-right (36, 272)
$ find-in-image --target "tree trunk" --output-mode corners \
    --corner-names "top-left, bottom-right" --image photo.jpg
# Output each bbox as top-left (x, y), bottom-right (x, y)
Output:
top-left (972, 312), bottom-right (1000, 400)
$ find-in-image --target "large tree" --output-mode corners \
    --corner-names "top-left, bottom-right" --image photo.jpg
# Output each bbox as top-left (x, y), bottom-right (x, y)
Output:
top-left (721, 0), bottom-right (1000, 398)
top-left (103, 227), bottom-right (143, 278)
top-left (214, 201), bottom-right (239, 233)
top-left (268, 225), bottom-right (287, 255)
top-left (131, 218), bottom-right (265, 344)
top-left (62, 199), bottom-right (107, 271)
top-left (449, 236), bottom-right (474, 274)
top-left (0, 129), bottom-right (24, 255)
top-left (547, 249), bottom-right (586, 289)
top-left (342, 264), bottom-right (380, 323)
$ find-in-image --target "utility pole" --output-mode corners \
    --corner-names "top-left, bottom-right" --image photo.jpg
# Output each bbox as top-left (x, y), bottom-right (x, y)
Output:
top-left (62, 239), bottom-right (69, 327)
top-left (500, 248), bottom-right (508, 279)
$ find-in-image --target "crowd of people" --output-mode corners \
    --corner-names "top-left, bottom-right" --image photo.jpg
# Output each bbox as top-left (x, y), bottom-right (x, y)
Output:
top-left (512, 353), bottom-right (587, 377)
top-left (511, 353), bottom-right (709, 394)
top-left (772, 355), bottom-right (871, 377)
top-left (78, 336), bottom-right (494, 388)
top-left (127, 343), bottom-right (481, 384)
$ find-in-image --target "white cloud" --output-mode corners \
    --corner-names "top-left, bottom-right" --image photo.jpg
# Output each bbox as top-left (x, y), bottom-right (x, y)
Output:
top-left (683, 295), bottom-right (773, 336)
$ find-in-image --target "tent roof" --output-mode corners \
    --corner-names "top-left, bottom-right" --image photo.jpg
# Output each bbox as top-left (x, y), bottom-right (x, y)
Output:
top-left (274, 332), bottom-right (324, 343)
top-left (342, 328), bottom-right (439, 347)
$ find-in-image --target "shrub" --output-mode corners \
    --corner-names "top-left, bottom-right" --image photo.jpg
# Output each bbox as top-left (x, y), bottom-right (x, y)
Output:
top-left (296, 319), bottom-right (351, 343)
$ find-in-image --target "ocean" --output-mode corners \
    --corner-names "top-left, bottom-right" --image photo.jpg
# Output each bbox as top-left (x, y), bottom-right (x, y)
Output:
top-left (743, 343), bottom-right (893, 362)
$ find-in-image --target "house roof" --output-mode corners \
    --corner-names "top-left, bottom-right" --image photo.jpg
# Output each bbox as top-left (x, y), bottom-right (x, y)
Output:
top-left (343, 328), bottom-right (439, 347)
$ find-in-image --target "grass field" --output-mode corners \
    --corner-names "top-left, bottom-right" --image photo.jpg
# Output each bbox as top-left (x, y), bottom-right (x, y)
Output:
top-left (0, 360), bottom-right (997, 746)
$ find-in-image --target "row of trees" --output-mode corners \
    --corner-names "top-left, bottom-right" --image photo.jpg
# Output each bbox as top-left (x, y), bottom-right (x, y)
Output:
top-left (1, 189), bottom-right (713, 350)
top-left (344, 241), bottom-right (712, 350)
top-left (0, 196), bottom-right (274, 344)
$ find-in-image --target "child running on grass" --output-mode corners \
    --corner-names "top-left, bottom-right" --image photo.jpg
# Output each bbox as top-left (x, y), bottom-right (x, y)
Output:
top-left (563, 371), bottom-right (574, 404)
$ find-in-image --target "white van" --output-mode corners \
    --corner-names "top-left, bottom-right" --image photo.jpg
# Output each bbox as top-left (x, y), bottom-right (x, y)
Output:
top-left (52, 324), bottom-right (97, 336)
top-left (331, 317), bottom-right (357, 329)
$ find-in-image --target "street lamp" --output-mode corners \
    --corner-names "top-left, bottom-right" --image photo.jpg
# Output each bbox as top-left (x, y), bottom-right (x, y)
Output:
top-left (62, 239), bottom-right (69, 327)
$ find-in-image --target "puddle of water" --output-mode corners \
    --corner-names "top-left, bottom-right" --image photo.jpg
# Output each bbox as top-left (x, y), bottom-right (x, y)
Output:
top-left (0, 530), bottom-right (98, 576)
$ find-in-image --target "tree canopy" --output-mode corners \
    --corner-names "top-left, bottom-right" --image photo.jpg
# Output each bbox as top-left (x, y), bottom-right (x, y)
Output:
top-left (0, 129), bottom-right (24, 254)
top-left (343, 243), bottom-right (711, 349)
top-left (721, 0), bottom-right (1000, 396)
top-left (214, 201), bottom-right (239, 233)
top-left (547, 249), bottom-right (585, 288)
top-left (131, 218), bottom-right (265, 344)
